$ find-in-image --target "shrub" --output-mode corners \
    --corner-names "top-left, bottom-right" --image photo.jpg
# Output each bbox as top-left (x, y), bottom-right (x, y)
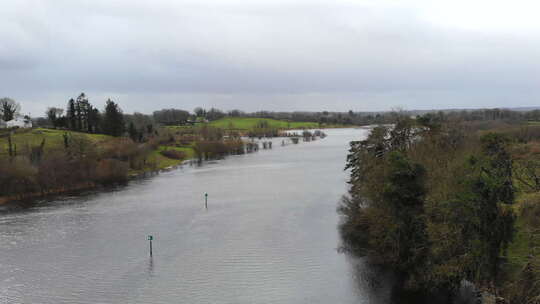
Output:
top-left (37, 150), bottom-right (75, 192)
top-left (101, 138), bottom-right (138, 161)
top-left (160, 149), bottom-right (186, 160)
top-left (95, 159), bottom-right (128, 184)
top-left (0, 157), bottom-right (39, 198)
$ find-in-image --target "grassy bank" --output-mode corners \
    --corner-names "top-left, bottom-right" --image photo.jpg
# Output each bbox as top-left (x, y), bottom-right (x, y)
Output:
top-left (0, 128), bottom-right (195, 173)
top-left (0, 118), bottom-right (330, 204)
top-left (0, 128), bottom-right (111, 156)
top-left (1, 117), bottom-right (325, 173)
top-left (0, 128), bottom-right (194, 203)
top-left (145, 146), bottom-right (195, 171)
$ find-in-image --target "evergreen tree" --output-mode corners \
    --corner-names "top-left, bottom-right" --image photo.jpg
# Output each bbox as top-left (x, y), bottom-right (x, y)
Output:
top-left (461, 133), bottom-right (515, 280)
top-left (102, 99), bottom-right (125, 137)
top-left (75, 93), bottom-right (89, 131)
top-left (88, 107), bottom-right (100, 133)
top-left (67, 98), bottom-right (76, 130)
top-left (128, 122), bottom-right (138, 142)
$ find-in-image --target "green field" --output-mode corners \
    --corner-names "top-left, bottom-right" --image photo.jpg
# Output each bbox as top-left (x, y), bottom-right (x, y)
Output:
top-left (165, 117), bottom-right (349, 133)
top-left (207, 117), bottom-right (319, 130)
top-left (0, 128), bottom-right (111, 156)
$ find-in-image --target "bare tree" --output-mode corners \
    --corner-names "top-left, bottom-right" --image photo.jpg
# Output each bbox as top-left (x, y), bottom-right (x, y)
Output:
top-left (0, 97), bottom-right (21, 121)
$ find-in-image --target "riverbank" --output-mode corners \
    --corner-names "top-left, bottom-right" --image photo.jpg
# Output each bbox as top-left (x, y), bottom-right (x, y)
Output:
top-left (0, 182), bottom-right (98, 205)
top-left (0, 123), bottom-right (332, 205)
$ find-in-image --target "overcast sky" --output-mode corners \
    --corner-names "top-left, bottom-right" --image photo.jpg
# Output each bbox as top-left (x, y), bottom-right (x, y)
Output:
top-left (1, 0), bottom-right (539, 115)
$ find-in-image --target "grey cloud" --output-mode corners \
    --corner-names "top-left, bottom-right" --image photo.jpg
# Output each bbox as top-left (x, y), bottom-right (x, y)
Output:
top-left (0, 0), bottom-right (539, 115)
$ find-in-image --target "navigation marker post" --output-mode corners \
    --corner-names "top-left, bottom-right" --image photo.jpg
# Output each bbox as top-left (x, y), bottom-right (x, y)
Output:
top-left (205, 192), bottom-right (208, 209)
top-left (148, 235), bottom-right (154, 257)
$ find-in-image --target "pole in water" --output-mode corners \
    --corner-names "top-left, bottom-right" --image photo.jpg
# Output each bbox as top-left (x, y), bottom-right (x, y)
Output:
top-left (205, 192), bottom-right (208, 209)
top-left (147, 235), bottom-right (153, 257)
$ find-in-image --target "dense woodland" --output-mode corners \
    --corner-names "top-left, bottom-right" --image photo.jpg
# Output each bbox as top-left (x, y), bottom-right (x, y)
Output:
top-left (339, 114), bottom-right (540, 302)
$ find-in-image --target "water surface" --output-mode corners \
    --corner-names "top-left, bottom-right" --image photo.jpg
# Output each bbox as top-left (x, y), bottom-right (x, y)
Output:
top-left (1, 128), bottom-right (398, 304)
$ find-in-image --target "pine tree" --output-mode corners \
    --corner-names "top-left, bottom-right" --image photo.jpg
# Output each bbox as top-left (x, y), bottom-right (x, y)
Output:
top-left (88, 107), bottom-right (100, 133)
top-left (128, 122), bottom-right (138, 142)
top-left (75, 93), bottom-right (89, 131)
top-left (67, 99), bottom-right (76, 130)
top-left (102, 99), bottom-right (125, 137)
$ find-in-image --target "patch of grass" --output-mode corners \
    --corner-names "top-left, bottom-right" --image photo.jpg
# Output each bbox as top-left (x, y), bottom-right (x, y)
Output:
top-left (164, 125), bottom-right (194, 130)
top-left (0, 128), bottom-right (112, 157)
top-left (157, 145), bottom-right (195, 159)
top-left (207, 117), bottom-right (320, 130)
top-left (164, 118), bottom-right (348, 133)
top-left (147, 145), bottom-right (195, 170)
top-left (149, 150), bottom-right (180, 169)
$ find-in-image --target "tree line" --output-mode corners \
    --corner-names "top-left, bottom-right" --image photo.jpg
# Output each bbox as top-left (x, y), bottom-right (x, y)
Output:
top-left (46, 93), bottom-right (125, 137)
top-left (32, 92), bottom-right (540, 133)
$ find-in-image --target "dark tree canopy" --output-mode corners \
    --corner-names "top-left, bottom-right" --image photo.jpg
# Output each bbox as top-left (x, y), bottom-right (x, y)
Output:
top-left (102, 99), bottom-right (125, 137)
top-left (339, 116), bottom-right (516, 292)
top-left (0, 97), bottom-right (21, 121)
top-left (46, 107), bottom-right (64, 127)
top-left (128, 121), bottom-right (138, 142)
top-left (64, 94), bottom-right (101, 133)
top-left (67, 98), bottom-right (77, 130)
top-left (153, 108), bottom-right (190, 125)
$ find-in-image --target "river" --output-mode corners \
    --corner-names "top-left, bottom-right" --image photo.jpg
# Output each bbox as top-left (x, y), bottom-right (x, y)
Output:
top-left (0, 128), bottom-right (417, 304)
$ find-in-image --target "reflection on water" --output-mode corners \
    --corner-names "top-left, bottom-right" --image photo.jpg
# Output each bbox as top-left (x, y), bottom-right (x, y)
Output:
top-left (348, 256), bottom-right (478, 304)
top-left (0, 128), bottom-right (473, 304)
top-left (147, 257), bottom-right (154, 278)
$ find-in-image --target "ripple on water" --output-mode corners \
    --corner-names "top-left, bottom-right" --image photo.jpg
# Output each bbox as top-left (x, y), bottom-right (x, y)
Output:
top-left (1, 129), bottom-right (384, 304)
